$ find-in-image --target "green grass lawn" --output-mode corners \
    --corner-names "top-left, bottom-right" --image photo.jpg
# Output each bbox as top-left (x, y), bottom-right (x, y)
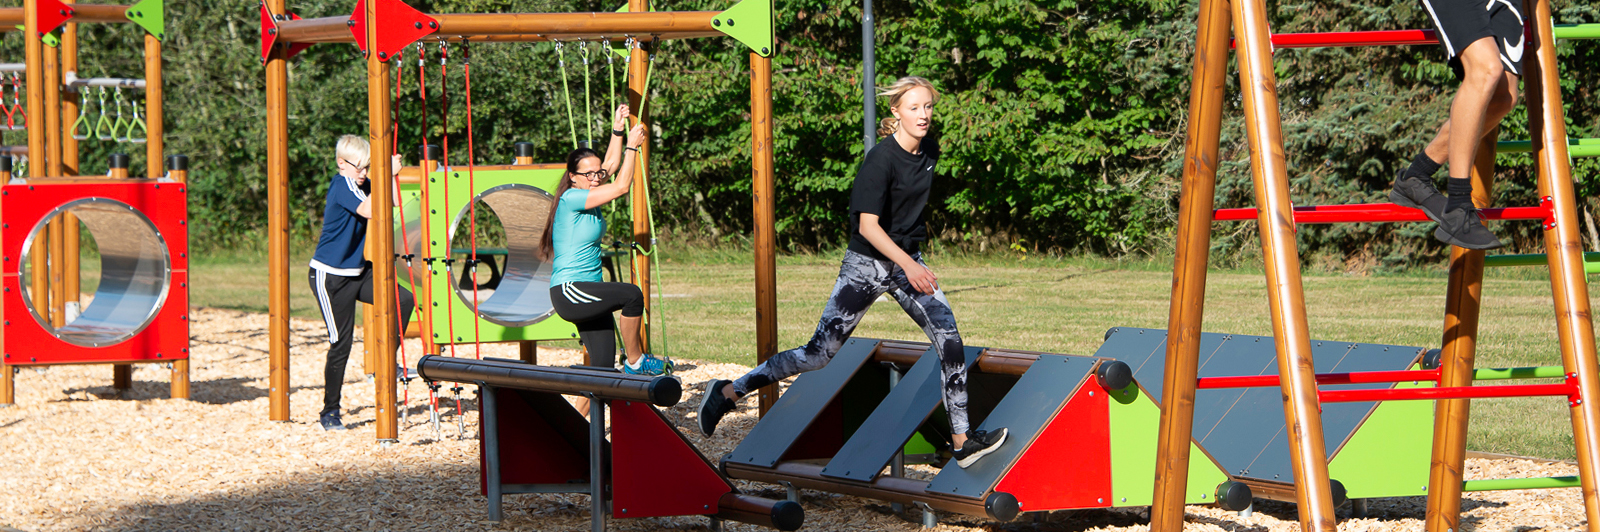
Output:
top-left (179, 247), bottom-right (1593, 460)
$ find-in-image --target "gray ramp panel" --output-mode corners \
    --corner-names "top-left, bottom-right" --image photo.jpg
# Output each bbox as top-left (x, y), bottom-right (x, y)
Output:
top-left (727, 338), bottom-right (882, 468)
top-left (925, 355), bottom-right (1097, 499)
top-left (821, 345), bottom-right (982, 482)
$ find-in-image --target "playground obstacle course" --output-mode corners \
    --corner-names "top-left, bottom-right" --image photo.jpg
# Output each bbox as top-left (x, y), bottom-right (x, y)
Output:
top-left (416, 355), bottom-right (803, 531)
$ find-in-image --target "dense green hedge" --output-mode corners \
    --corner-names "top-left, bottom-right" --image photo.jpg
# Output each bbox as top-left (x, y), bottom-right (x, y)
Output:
top-left (2, 0), bottom-right (1596, 267)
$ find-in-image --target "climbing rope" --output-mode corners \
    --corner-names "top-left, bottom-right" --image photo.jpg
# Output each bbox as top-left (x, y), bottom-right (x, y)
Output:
top-left (580, 39), bottom-right (593, 147)
top-left (412, 40), bottom-right (443, 439)
top-left (555, 40), bottom-right (578, 149)
top-left (463, 37), bottom-right (484, 362)
top-left (7, 73), bottom-right (23, 131)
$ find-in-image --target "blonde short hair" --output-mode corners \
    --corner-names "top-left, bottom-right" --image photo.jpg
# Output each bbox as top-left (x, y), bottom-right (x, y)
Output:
top-left (876, 76), bottom-right (940, 137)
top-left (335, 134), bottom-right (370, 168)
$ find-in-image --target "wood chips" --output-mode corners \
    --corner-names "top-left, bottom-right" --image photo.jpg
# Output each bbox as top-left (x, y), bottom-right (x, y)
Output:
top-left (0, 308), bottom-right (1589, 531)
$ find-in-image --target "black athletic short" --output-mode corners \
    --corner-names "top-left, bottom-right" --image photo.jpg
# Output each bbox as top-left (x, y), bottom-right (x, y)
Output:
top-left (1422, 0), bottom-right (1532, 77)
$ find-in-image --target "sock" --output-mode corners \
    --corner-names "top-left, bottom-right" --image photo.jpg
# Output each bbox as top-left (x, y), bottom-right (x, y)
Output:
top-left (1407, 151), bottom-right (1442, 179)
top-left (1446, 177), bottom-right (1474, 212)
top-left (626, 357), bottom-right (642, 369)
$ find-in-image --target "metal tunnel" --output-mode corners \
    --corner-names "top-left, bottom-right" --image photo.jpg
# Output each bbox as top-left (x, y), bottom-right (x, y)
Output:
top-left (21, 198), bottom-right (173, 347)
top-left (399, 183), bottom-right (558, 327)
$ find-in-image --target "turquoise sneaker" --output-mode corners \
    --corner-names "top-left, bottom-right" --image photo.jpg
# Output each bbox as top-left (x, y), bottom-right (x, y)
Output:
top-left (623, 354), bottom-right (673, 376)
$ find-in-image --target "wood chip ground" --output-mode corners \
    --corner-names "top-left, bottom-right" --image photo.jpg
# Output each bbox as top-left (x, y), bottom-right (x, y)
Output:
top-left (0, 308), bottom-right (1587, 531)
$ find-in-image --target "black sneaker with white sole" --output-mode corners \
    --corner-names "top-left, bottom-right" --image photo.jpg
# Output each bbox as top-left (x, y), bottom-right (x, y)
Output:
top-left (1433, 206), bottom-right (1504, 250)
top-left (952, 427), bottom-right (1008, 469)
top-left (319, 411), bottom-right (347, 431)
top-left (699, 379), bottom-right (735, 437)
top-left (1389, 171), bottom-right (1447, 223)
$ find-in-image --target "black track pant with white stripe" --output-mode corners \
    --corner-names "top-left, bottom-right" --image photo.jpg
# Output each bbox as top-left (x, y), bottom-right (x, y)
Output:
top-left (549, 281), bottom-right (645, 367)
top-left (308, 265), bottom-right (415, 415)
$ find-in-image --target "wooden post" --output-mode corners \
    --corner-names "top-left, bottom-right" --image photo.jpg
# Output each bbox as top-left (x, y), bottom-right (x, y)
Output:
top-left (265, 0), bottom-right (293, 422)
top-left (144, 32), bottom-right (162, 179)
top-left (513, 143), bottom-right (536, 364)
top-left (1525, 0), bottom-right (1600, 526)
top-left (366, 0), bottom-right (401, 442)
top-left (0, 156), bottom-right (11, 405)
top-left (418, 144), bottom-right (439, 358)
top-left (1149, 0), bottom-right (1230, 526)
top-left (23, 0), bottom-right (49, 385)
top-left (168, 155), bottom-right (189, 399)
top-left (44, 27), bottom-right (64, 329)
top-left (109, 155), bottom-right (132, 390)
top-left (625, 0), bottom-right (653, 355)
top-left (61, 3), bottom-right (79, 325)
top-left (1232, 0), bottom-right (1337, 527)
top-left (1424, 129), bottom-right (1497, 531)
top-left (750, 52), bottom-right (777, 416)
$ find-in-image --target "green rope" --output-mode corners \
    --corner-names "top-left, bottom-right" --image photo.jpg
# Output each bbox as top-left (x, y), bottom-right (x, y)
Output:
top-left (581, 40), bottom-right (593, 147)
top-left (625, 46), bottom-right (668, 359)
top-left (555, 41), bottom-right (578, 149)
top-left (607, 38), bottom-right (615, 118)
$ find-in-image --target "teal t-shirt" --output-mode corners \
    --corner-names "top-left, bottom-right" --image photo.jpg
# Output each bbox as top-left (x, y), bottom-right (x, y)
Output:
top-left (550, 188), bottom-right (606, 285)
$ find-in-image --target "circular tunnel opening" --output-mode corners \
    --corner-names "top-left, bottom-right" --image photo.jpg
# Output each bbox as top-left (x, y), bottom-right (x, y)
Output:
top-left (19, 198), bottom-right (172, 347)
top-left (399, 183), bottom-right (558, 328)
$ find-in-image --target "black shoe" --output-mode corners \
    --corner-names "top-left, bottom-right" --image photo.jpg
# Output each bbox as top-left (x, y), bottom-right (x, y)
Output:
top-left (319, 411), bottom-right (347, 431)
top-left (952, 427), bottom-right (1009, 469)
top-left (1433, 206), bottom-right (1504, 250)
top-left (698, 379), bottom-right (735, 437)
top-left (1390, 171), bottom-right (1447, 223)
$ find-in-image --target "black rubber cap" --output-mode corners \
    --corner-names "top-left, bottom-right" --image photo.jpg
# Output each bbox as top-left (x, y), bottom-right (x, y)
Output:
top-left (648, 375), bottom-right (683, 407)
top-left (985, 491), bottom-right (1020, 522)
top-left (1421, 348), bottom-right (1442, 370)
top-left (1214, 480), bottom-right (1253, 511)
top-left (769, 500), bottom-right (805, 531)
top-left (1104, 327), bottom-right (1118, 341)
top-left (1096, 360), bottom-right (1134, 391)
top-left (421, 144), bottom-right (442, 161)
top-left (1330, 479), bottom-right (1348, 508)
top-left (513, 142), bottom-right (535, 158)
top-left (0, 156), bottom-right (11, 173)
top-left (168, 154), bottom-right (189, 171)
top-left (109, 153), bottom-right (130, 169)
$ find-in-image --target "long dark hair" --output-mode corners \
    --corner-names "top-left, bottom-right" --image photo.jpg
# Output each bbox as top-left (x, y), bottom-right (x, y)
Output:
top-left (539, 148), bottom-right (602, 262)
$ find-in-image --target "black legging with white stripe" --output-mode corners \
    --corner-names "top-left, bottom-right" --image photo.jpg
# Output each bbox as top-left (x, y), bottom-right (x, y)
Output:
top-left (549, 281), bottom-right (645, 367)
top-left (308, 265), bottom-right (415, 416)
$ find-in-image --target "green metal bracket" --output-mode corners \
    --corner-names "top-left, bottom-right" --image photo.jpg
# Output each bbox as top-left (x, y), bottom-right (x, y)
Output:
top-left (712, 0), bottom-right (773, 57)
top-left (124, 0), bottom-right (165, 41)
top-left (17, 26), bottom-right (61, 47)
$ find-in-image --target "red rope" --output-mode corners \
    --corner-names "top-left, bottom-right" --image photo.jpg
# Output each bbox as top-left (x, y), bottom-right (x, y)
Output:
top-left (412, 48), bottom-right (440, 415)
top-left (436, 39), bottom-right (459, 362)
top-left (463, 38), bottom-right (482, 361)
top-left (417, 42), bottom-right (430, 149)
top-left (387, 53), bottom-right (416, 417)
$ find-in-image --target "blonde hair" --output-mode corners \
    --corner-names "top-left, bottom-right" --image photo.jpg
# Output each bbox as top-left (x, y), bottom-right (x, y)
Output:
top-left (875, 76), bottom-right (940, 138)
top-left (335, 134), bottom-right (370, 168)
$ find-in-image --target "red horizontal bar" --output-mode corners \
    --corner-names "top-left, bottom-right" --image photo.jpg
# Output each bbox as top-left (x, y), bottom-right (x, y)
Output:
top-left (1213, 203), bottom-right (1551, 224)
top-left (1319, 383), bottom-right (1576, 403)
top-left (1229, 29), bottom-right (1439, 50)
top-left (1196, 368), bottom-right (1441, 389)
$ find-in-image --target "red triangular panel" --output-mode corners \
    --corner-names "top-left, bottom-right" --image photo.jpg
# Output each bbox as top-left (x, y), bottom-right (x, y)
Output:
top-left (34, 0), bottom-right (75, 36)
top-left (348, 0), bottom-right (367, 53)
top-left (995, 380), bottom-right (1112, 511)
top-left (610, 400), bottom-right (731, 519)
top-left (258, 2), bottom-right (278, 63)
top-left (373, 0), bottom-right (438, 60)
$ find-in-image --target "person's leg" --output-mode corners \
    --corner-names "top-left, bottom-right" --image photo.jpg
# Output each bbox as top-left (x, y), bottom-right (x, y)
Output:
top-left (356, 272), bottom-right (416, 344)
top-left (309, 268), bottom-right (360, 417)
top-left (575, 317), bottom-right (618, 368)
top-left (1416, 74), bottom-right (1519, 169)
top-left (1442, 38), bottom-right (1508, 206)
top-left (725, 251), bottom-right (890, 399)
top-left (887, 257), bottom-right (972, 447)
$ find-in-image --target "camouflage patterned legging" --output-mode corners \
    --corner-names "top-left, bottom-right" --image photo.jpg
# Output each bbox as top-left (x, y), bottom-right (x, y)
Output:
top-left (730, 250), bottom-right (972, 434)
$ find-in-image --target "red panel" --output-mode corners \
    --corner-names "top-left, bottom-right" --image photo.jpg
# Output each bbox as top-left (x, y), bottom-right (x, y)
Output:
top-left (259, 5), bottom-right (314, 63)
top-left (610, 400), bottom-right (731, 519)
top-left (33, 0), bottom-right (75, 36)
top-left (1, 181), bottom-right (188, 366)
top-left (349, 0), bottom-right (439, 60)
top-left (995, 380), bottom-right (1112, 511)
top-left (1213, 202), bottom-right (1551, 224)
top-left (478, 388), bottom-right (590, 494)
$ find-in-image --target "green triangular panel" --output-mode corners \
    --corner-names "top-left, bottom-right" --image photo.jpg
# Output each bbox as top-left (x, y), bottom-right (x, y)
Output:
top-left (712, 0), bottom-right (773, 57)
top-left (125, 0), bottom-right (165, 41)
top-left (22, 27), bottom-right (62, 47)
top-left (1327, 366), bottom-right (1435, 499)
top-left (1107, 383), bottom-right (1231, 507)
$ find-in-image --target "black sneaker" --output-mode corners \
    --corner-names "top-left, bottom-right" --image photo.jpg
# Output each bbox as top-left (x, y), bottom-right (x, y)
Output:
top-left (1389, 171), bottom-right (1447, 223)
top-left (319, 411), bottom-right (347, 431)
top-left (1433, 206), bottom-right (1504, 250)
top-left (951, 427), bottom-right (1008, 469)
top-left (698, 379), bottom-right (735, 436)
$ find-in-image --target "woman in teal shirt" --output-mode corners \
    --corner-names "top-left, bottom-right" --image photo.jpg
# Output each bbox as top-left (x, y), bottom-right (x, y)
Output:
top-left (538, 111), bottom-right (668, 375)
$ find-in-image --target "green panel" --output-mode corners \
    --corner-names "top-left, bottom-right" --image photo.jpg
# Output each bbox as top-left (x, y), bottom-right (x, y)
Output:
top-left (712, 0), bottom-right (774, 57)
top-left (125, 0), bottom-right (165, 40)
top-left (1497, 138), bottom-right (1600, 158)
top-left (1555, 23), bottom-right (1600, 40)
top-left (1475, 365), bottom-right (1567, 381)
top-left (1484, 252), bottom-right (1600, 268)
top-left (396, 168), bottom-right (577, 345)
top-left (1464, 476), bottom-right (1581, 491)
top-left (1326, 367), bottom-right (1434, 499)
top-left (1107, 383), bottom-right (1231, 507)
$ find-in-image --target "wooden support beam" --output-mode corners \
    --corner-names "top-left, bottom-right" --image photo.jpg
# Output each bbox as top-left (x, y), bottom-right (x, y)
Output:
top-left (626, 0), bottom-right (653, 357)
top-left (0, 5), bottom-right (132, 26)
top-left (44, 21), bottom-right (64, 330)
top-left (1149, 0), bottom-right (1229, 526)
top-left (750, 50), bottom-right (776, 417)
top-left (275, 11), bottom-right (720, 44)
top-left (109, 159), bottom-right (132, 390)
top-left (144, 32), bottom-right (162, 179)
top-left (265, 0), bottom-right (292, 422)
top-left (61, 3), bottom-right (79, 331)
top-left (367, 0), bottom-right (400, 442)
top-left (169, 157), bottom-right (189, 400)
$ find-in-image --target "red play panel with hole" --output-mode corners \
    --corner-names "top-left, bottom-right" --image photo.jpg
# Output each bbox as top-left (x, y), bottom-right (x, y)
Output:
top-left (1, 180), bottom-right (188, 365)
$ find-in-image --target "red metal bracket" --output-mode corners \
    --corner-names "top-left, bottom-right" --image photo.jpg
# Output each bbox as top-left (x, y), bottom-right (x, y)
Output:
top-left (1569, 373), bottom-right (1583, 407)
top-left (348, 0), bottom-right (439, 60)
top-left (258, 3), bottom-right (313, 64)
top-left (1540, 196), bottom-right (1556, 230)
top-left (33, 0), bottom-right (75, 37)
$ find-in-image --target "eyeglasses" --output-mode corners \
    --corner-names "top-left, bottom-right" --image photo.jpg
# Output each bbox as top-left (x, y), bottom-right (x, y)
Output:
top-left (340, 158), bottom-right (370, 173)
top-left (576, 169), bottom-right (609, 180)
